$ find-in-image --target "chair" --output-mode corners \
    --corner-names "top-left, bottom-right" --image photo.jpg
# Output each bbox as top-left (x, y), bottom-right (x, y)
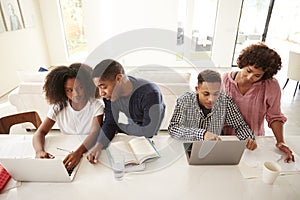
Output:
top-left (0, 111), bottom-right (42, 134)
top-left (282, 51), bottom-right (300, 97)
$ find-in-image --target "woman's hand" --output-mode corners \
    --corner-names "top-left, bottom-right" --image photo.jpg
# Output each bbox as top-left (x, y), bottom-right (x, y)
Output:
top-left (63, 151), bottom-right (82, 170)
top-left (276, 142), bottom-right (295, 163)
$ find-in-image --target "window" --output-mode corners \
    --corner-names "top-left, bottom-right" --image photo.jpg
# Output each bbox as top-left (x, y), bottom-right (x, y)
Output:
top-left (190, 0), bottom-right (218, 53)
top-left (59, 0), bottom-right (87, 60)
top-left (266, 0), bottom-right (300, 61)
top-left (232, 0), bottom-right (269, 66)
top-left (177, 0), bottom-right (218, 60)
top-left (232, 0), bottom-right (300, 67)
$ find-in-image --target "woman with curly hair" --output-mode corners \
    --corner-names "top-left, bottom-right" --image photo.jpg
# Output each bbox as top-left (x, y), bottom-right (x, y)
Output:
top-left (33, 63), bottom-right (104, 170)
top-left (222, 42), bottom-right (294, 162)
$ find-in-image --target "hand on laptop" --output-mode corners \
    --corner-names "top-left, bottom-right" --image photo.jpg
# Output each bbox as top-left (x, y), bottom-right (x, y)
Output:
top-left (35, 150), bottom-right (55, 159)
top-left (246, 138), bottom-right (257, 150)
top-left (63, 152), bottom-right (82, 170)
top-left (204, 131), bottom-right (221, 141)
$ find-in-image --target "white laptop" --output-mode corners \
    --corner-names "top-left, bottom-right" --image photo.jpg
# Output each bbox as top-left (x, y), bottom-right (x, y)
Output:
top-left (183, 140), bottom-right (247, 165)
top-left (0, 157), bottom-right (81, 182)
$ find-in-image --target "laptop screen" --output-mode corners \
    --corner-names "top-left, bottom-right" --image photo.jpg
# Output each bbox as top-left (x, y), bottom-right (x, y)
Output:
top-left (184, 140), bottom-right (247, 165)
top-left (0, 158), bottom-right (80, 182)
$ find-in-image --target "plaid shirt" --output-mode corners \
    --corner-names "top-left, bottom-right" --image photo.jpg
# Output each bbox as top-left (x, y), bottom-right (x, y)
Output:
top-left (168, 91), bottom-right (255, 141)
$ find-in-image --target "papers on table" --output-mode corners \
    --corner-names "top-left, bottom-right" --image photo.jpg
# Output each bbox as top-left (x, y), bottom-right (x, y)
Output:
top-left (239, 137), bottom-right (300, 179)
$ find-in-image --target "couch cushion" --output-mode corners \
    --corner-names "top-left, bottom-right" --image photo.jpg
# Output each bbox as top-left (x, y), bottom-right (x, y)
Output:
top-left (17, 71), bottom-right (48, 82)
top-left (129, 71), bottom-right (191, 84)
top-left (18, 82), bottom-right (44, 94)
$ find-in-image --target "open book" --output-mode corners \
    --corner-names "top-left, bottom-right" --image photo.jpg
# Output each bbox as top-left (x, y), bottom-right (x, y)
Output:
top-left (107, 136), bottom-right (160, 166)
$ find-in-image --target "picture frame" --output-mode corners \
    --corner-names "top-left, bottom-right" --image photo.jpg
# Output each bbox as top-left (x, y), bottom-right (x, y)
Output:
top-left (0, 7), bottom-right (6, 32)
top-left (18, 0), bottom-right (35, 28)
top-left (0, 0), bottom-right (23, 31)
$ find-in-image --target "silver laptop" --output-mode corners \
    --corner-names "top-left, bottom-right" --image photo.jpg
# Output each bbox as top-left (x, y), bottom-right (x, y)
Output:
top-left (183, 140), bottom-right (247, 165)
top-left (0, 157), bottom-right (81, 182)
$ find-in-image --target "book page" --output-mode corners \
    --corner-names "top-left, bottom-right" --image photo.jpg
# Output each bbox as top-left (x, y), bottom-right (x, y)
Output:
top-left (108, 141), bottom-right (138, 165)
top-left (128, 137), bottom-right (159, 164)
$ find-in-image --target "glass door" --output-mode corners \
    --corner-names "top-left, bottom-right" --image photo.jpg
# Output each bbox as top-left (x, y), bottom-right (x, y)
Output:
top-left (233, 0), bottom-right (300, 84)
top-left (232, 0), bottom-right (270, 66)
top-left (177, 0), bottom-right (219, 60)
top-left (265, 0), bottom-right (300, 84)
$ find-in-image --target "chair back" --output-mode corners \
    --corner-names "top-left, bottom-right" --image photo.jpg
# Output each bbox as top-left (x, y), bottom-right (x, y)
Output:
top-left (0, 111), bottom-right (42, 134)
top-left (288, 51), bottom-right (300, 81)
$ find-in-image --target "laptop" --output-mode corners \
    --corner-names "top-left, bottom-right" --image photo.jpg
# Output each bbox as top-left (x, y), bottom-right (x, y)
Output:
top-left (0, 157), bottom-right (81, 182)
top-left (183, 140), bottom-right (247, 165)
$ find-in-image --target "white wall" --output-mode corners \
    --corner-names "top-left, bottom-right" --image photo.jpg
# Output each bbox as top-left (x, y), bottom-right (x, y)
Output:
top-left (83, 0), bottom-right (178, 54)
top-left (212, 0), bottom-right (243, 67)
top-left (83, 0), bottom-right (242, 68)
top-left (38, 0), bottom-right (69, 66)
top-left (0, 0), bottom-right (49, 96)
top-left (38, 0), bottom-right (181, 67)
top-left (82, 0), bottom-right (188, 67)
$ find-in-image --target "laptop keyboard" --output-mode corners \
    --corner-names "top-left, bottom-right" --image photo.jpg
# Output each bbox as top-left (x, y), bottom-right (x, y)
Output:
top-left (183, 143), bottom-right (193, 157)
top-left (67, 167), bottom-right (74, 176)
top-left (0, 164), bottom-right (11, 192)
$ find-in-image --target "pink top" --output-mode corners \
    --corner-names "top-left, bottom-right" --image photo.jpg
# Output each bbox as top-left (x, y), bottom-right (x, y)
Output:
top-left (222, 72), bottom-right (287, 136)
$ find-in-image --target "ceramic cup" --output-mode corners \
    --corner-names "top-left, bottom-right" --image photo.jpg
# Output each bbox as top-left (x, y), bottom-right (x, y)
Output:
top-left (262, 161), bottom-right (281, 184)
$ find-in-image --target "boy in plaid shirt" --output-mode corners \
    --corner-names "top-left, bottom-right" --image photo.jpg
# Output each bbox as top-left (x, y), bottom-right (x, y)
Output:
top-left (168, 69), bottom-right (257, 150)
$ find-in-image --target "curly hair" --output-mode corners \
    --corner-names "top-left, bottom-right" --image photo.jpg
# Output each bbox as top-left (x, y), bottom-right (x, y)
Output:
top-left (237, 42), bottom-right (282, 80)
top-left (43, 63), bottom-right (96, 113)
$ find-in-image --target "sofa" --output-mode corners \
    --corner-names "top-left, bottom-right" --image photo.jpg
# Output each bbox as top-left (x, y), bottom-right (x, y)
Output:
top-left (9, 68), bottom-right (192, 131)
top-left (128, 68), bottom-right (192, 130)
top-left (8, 71), bottom-right (59, 129)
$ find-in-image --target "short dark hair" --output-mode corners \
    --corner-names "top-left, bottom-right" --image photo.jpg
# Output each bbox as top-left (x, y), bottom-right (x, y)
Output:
top-left (92, 59), bottom-right (124, 81)
top-left (237, 42), bottom-right (282, 80)
top-left (197, 69), bottom-right (221, 85)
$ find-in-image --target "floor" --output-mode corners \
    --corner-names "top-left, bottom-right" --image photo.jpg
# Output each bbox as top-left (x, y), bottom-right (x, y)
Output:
top-left (0, 68), bottom-right (299, 137)
top-left (270, 66), bottom-right (300, 136)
